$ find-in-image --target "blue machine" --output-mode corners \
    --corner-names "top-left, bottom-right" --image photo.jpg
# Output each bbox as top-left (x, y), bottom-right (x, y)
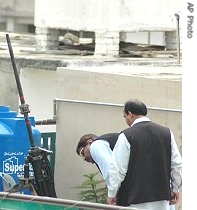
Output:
top-left (0, 105), bottom-right (41, 191)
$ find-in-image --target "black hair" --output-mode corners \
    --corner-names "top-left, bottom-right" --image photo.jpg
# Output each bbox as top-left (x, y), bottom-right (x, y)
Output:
top-left (124, 99), bottom-right (147, 115)
top-left (76, 134), bottom-right (98, 155)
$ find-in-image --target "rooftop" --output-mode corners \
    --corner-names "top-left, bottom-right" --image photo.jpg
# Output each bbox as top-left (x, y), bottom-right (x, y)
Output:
top-left (0, 32), bottom-right (182, 81)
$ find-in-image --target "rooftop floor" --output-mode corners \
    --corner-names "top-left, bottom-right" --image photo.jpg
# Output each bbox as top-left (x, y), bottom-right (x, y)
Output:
top-left (0, 31), bottom-right (182, 81)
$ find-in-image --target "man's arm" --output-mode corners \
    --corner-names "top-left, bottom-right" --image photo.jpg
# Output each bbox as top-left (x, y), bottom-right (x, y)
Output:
top-left (90, 140), bottom-right (112, 185)
top-left (170, 131), bottom-right (182, 204)
top-left (107, 133), bottom-right (130, 203)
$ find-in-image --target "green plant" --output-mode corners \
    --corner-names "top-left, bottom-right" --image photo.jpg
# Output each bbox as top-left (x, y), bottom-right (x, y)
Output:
top-left (73, 172), bottom-right (107, 204)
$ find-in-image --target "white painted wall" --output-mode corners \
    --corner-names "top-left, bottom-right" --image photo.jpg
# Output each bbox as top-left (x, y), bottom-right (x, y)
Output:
top-left (20, 68), bottom-right (56, 120)
top-left (53, 66), bottom-right (181, 210)
top-left (35, 0), bottom-right (180, 31)
top-left (19, 68), bottom-right (56, 133)
top-left (55, 100), bottom-right (181, 202)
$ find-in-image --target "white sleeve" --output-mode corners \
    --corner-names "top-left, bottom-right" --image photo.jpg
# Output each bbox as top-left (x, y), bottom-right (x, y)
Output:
top-left (108, 133), bottom-right (130, 197)
top-left (90, 140), bottom-right (112, 186)
top-left (170, 131), bottom-right (182, 191)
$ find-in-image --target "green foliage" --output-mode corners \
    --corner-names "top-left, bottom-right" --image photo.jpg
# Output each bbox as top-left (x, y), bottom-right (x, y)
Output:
top-left (73, 172), bottom-right (107, 204)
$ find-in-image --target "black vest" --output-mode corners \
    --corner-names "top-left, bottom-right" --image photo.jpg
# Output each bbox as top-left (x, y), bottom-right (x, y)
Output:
top-left (95, 133), bottom-right (120, 150)
top-left (94, 133), bottom-right (119, 172)
top-left (117, 121), bottom-right (171, 206)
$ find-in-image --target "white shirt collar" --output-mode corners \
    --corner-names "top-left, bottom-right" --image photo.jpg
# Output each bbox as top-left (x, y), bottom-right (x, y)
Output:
top-left (131, 116), bottom-right (151, 127)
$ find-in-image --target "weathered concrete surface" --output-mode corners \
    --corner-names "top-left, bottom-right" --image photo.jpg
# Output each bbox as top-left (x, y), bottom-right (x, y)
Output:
top-left (35, 0), bottom-right (180, 32)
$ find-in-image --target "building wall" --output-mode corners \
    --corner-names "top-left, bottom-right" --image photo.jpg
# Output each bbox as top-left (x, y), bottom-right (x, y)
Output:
top-left (55, 100), bottom-right (181, 208)
top-left (0, 0), bottom-right (34, 32)
top-left (54, 66), bottom-right (182, 210)
top-left (34, 0), bottom-right (180, 31)
top-left (0, 0), bottom-right (181, 55)
top-left (34, 0), bottom-right (181, 55)
top-left (0, 57), bottom-right (19, 112)
top-left (0, 0), bottom-right (34, 14)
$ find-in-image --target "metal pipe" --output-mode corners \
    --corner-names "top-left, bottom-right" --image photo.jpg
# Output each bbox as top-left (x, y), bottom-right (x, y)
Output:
top-left (175, 13), bottom-right (181, 64)
top-left (35, 98), bottom-right (182, 125)
top-left (53, 98), bottom-right (182, 114)
top-left (35, 119), bottom-right (56, 125)
top-left (0, 192), bottom-right (140, 210)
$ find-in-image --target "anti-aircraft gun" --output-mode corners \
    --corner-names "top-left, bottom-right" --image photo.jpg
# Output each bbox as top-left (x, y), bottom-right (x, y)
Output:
top-left (6, 34), bottom-right (57, 197)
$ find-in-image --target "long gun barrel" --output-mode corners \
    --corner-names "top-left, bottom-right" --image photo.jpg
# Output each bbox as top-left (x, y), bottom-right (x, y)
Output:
top-left (6, 34), bottom-right (36, 148)
top-left (6, 34), bottom-right (57, 197)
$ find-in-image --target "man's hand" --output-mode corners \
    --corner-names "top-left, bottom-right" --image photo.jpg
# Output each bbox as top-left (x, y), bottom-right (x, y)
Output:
top-left (169, 191), bottom-right (180, 205)
top-left (107, 197), bottom-right (117, 205)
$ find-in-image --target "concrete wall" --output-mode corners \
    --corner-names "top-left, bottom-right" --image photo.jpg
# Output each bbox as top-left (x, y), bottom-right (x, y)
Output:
top-left (20, 68), bottom-right (56, 120)
top-left (0, 0), bottom-right (34, 15)
top-left (55, 65), bottom-right (181, 109)
top-left (55, 100), bottom-right (181, 202)
top-left (0, 0), bottom-right (34, 32)
top-left (0, 53), bottom-right (60, 118)
top-left (0, 57), bottom-right (19, 112)
top-left (34, 0), bottom-right (181, 55)
top-left (34, 0), bottom-right (180, 31)
top-left (54, 65), bottom-right (181, 210)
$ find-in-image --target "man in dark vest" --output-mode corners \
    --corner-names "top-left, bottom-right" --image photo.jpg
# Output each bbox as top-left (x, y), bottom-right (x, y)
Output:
top-left (107, 99), bottom-right (182, 210)
top-left (76, 132), bottom-right (119, 186)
